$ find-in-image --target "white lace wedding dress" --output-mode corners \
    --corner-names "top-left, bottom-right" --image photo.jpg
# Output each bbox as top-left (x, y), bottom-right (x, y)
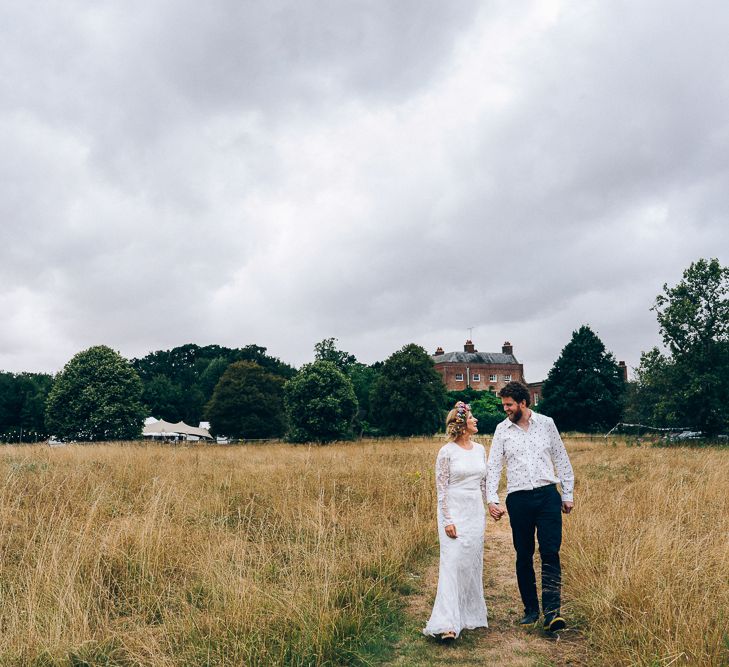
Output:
top-left (423, 441), bottom-right (489, 637)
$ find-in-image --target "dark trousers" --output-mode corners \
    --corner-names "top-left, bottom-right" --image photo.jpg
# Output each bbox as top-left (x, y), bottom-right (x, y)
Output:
top-left (505, 484), bottom-right (562, 618)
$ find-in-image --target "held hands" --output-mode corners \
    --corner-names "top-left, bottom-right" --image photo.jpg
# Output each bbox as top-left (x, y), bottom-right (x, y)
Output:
top-left (562, 501), bottom-right (574, 514)
top-left (488, 503), bottom-right (506, 521)
top-left (444, 524), bottom-right (457, 539)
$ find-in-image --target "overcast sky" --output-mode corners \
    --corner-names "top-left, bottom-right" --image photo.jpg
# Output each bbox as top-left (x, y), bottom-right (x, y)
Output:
top-left (2, 0), bottom-right (727, 381)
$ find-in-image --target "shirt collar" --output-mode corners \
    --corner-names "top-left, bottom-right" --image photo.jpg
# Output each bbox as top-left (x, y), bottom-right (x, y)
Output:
top-left (505, 410), bottom-right (534, 430)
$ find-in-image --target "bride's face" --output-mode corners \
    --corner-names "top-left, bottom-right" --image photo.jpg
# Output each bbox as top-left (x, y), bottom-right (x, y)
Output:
top-left (466, 413), bottom-right (478, 434)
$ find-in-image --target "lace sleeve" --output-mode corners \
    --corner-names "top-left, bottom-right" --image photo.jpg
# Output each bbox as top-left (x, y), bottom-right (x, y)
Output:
top-left (436, 449), bottom-right (453, 525)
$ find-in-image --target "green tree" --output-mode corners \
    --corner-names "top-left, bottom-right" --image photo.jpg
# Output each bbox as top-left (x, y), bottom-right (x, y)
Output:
top-left (653, 258), bottom-right (729, 356)
top-left (350, 362), bottom-right (381, 435)
top-left (623, 348), bottom-right (672, 426)
top-left (539, 325), bottom-right (625, 432)
top-left (181, 386), bottom-right (207, 426)
top-left (46, 345), bottom-right (145, 441)
top-left (17, 373), bottom-right (54, 439)
top-left (141, 374), bottom-right (183, 420)
top-left (312, 338), bottom-right (383, 435)
top-left (444, 388), bottom-right (504, 434)
top-left (445, 387), bottom-right (481, 406)
top-left (0, 372), bottom-right (54, 441)
top-left (199, 356), bottom-right (231, 397)
top-left (470, 390), bottom-right (506, 433)
top-left (132, 343), bottom-right (295, 424)
top-left (0, 373), bottom-right (14, 436)
top-left (314, 338), bottom-right (357, 373)
top-left (206, 361), bottom-right (286, 439)
top-left (369, 343), bottom-right (447, 436)
top-left (235, 344), bottom-right (297, 379)
top-left (634, 258), bottom-right (729, 434)
top-left (284, 361), bottom-right (358, 443)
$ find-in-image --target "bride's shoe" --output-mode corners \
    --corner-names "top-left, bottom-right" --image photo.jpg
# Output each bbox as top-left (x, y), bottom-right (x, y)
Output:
top-left (440, 631), bottom-right (456, 641)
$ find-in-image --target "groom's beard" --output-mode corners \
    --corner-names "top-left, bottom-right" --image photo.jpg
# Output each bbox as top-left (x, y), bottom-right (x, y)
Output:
top-left (508, 407), bottom-right (523, 423)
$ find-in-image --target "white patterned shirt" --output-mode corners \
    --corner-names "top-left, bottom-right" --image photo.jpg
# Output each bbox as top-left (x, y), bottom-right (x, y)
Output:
top-left (486, 411), bottom-right (574, 504)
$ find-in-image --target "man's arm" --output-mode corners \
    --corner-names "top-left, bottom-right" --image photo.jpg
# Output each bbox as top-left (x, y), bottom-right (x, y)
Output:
top-left (548, 418), bottom-right (575, 510)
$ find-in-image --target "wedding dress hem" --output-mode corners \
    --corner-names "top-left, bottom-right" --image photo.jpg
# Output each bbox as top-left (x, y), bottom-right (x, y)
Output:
top-left (422, 620), bottom-right (488, 638)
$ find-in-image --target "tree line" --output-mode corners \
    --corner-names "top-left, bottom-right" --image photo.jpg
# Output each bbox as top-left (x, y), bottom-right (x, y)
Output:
top-left (0, 258), bottom-right (726, 442)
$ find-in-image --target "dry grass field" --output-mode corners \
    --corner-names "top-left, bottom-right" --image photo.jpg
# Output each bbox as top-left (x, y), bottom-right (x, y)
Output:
top-left (0, 438), bottom-right (726, 666)
top-left (563, 439), bottom-right (729, 666)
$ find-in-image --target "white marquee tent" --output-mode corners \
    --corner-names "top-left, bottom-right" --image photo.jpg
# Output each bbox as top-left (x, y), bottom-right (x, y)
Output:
top-left (142, 418), bottom-right (213, 441)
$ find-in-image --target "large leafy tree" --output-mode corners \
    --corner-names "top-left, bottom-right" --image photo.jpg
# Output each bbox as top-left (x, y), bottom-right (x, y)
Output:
top-left (653, 258), bottom-right (728, 356)
top-left (284, 361), bottom-right (358, 443)
top-left (634, 258), bottom-right (729, 434)
top-left (206, 361), bottom-right (286, 439)
top-left (46, 345), bottom-right (145, 441)
top-left (369, 343), bottom-right (447, 436)
top-left (539, 325), bottom-right (625, 432)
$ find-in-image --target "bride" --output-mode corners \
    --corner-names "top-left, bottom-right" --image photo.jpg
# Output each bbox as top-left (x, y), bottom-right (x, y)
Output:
top-left (423, 401), bottom-right (490, 640)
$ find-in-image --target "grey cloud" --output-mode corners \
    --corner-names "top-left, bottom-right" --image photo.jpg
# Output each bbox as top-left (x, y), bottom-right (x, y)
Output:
top-left (1, 0), bottom-right (728, 378)
top-left (4, 1), bottom-right (481, 131)
top-left (127, 1), bottom-right (481, 109)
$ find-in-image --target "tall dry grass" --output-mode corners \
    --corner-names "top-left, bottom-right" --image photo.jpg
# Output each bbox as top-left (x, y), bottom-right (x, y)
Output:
top-left (0, 441), bottom-right (437, 666)
top-left (562, 440), bottom-right (729, 666)
top-left (0, 438), bottom-right (726, 666)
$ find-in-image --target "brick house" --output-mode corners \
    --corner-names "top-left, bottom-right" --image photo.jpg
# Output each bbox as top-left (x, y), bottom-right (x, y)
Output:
top-left (526, 381), bottom-right (543, 406)
top-left (432, 340), bottom-right (526, 394)
top-left (433, 341), bottom-right (628, 407)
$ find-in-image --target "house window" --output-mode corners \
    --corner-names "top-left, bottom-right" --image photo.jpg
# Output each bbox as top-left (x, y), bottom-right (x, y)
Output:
top-left (455, 373), bottom-right (464, 382)
top-left (504, 374), bottom-right (512, 382)
top-left (533, 393), bottom-right (540, 405)
top-left (489, 374), bottom-right (497, 382)
top-left (472, 373), bottom-right (481, 381)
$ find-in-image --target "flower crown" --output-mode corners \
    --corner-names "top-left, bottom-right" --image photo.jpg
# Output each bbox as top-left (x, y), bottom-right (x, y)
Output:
top-left (446, 401), bottom-right (471, 440)
top-left (453, 401), bottom-right (471, 423)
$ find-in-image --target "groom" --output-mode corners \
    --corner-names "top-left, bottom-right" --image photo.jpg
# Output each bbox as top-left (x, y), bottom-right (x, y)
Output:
top-left (485, 381), bottom-right (575, 632)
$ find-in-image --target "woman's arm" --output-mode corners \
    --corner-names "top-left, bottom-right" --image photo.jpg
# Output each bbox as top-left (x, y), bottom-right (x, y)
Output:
top-left (436, 449), bottom-right (456, 537)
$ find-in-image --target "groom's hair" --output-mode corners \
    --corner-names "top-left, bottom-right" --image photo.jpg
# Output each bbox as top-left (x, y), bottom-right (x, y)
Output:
top-left (499, 380), bottom-right (530, 406)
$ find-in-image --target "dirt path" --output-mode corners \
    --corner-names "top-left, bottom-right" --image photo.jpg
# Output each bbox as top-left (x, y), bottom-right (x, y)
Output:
top-left (383, 517), bottom-right (587, 666)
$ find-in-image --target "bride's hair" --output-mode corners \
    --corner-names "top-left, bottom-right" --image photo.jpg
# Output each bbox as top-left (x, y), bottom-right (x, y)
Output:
top-left (445, 401), bottom-right (470, 440)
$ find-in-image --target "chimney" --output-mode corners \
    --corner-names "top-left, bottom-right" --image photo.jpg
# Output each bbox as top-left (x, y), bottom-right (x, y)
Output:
top-left (618, 360), bottom-right (628, 382)
top-left (434, 346), bottom-right (444, 356)
top-left (502, 341), bottom-right (513, 355)
top-left (464, 340), bottom-right (476, 353)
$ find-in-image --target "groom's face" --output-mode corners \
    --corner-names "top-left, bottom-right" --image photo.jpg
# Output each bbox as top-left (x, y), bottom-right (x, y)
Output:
top-left (501, 397), bottom-right (526, 422)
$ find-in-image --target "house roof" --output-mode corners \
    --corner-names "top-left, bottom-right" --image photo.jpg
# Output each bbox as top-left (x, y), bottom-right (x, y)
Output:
top-left (433, 351), bottom-right (519, 365)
